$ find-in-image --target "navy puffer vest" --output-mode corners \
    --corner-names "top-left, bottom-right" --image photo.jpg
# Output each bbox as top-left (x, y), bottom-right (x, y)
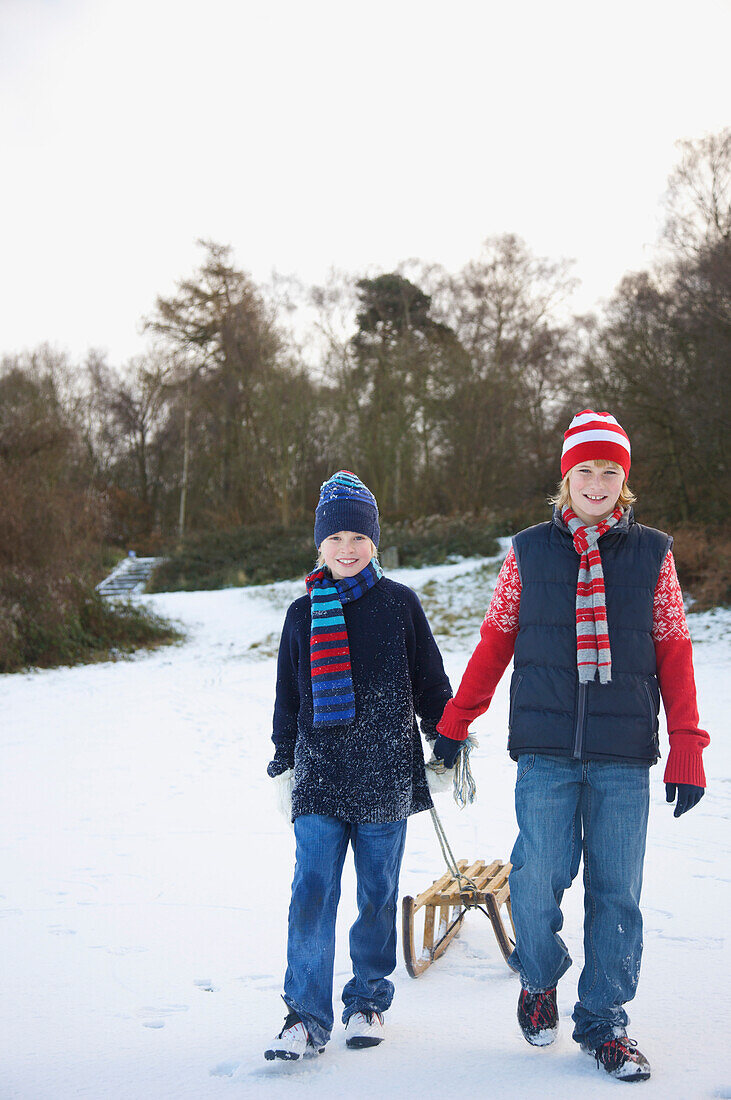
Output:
top-left (509, 509), bottom-right (671, 765)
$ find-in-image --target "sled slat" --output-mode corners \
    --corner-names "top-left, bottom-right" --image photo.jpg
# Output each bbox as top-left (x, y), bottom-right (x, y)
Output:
top-left (413, 864), bottom-right (467, 910)
top-left (440, 861), bottom-right (485, 899)
top-left (493, 882), bottom-right (511, 906)
top-left (430, 860), bottom-right (512, 905)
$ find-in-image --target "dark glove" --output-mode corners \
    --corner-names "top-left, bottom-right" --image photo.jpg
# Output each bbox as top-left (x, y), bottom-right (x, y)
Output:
top-left (665, 782), bottom-right (705, 817)
top-left (432, 733), bottom-right (464, 769)
top-left (267, 758), bottom-right (293, 778)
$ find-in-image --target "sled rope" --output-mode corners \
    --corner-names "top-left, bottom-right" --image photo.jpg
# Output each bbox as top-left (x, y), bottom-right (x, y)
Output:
top-left (428, 737), bottom-right (488, 913)
top-left (429, 805), bottom-right (466, 882)
top-left (429, 806), bottom-right (491, 916)
top-left (404, 738), bottom-right (515, 977)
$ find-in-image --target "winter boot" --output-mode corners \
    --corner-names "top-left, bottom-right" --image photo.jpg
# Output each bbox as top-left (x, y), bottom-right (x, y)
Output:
top-left (264, 1010), bottom-right (325, 1061)
top-left (585, 1036), bottom-right (651, 1082)
top-left (517, 987), bottom-right (558, 1046)
top-left (345, 1010), bottom-right (385, 1049)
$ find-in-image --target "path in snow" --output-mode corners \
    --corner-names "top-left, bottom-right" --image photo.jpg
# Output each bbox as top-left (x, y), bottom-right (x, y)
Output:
top-left (1, 557), bottom-right (729, 1099)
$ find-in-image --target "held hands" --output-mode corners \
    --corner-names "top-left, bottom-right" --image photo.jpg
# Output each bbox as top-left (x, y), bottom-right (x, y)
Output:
top-left (432, 732), bottom-right (464, 769)
top-left (665, 782), bottom-right (705, 817)
top-left (427, 732), bottom-right (479, 803)
top-left (426, 733), bottom-right (463, 795)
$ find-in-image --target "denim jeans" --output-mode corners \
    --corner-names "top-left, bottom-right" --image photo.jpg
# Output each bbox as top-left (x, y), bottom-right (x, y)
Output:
top-left (282, 813), bottom-right (407, 1048)
top-left (507, 754), bottom-right (650, 1049)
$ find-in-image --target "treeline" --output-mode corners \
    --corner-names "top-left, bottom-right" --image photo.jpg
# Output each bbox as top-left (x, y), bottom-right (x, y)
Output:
top-left (9, 131), bottom-right (730, 542)
top-left (0, 129), bottom-right (728, 665)
top-left (0, 353), bottom-right (179, 671)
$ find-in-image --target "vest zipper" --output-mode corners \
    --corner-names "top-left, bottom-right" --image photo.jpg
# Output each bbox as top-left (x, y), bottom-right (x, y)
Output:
top-left (572, 681), bottom-right (588, 760)
top-left (643, 679), bottom-right (660, 757)
top-left (642, 680), bottom-right (655, 725)
top-left (509, 673), bottom-right (524, 731)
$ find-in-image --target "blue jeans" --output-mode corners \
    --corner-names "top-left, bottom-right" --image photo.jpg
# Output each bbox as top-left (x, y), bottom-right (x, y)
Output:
top-left (283, 814), bottom-right (407, 1048)
top-left (507, 754), bottom-right (649, 1049)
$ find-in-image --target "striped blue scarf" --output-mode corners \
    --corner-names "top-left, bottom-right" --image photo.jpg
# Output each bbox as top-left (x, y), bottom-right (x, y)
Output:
top-left (305, 557), bottom-right (384, 727)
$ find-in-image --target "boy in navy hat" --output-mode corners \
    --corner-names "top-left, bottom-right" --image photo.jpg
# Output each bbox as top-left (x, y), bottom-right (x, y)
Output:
top-left (264, 471), bottom-right (452, 1061)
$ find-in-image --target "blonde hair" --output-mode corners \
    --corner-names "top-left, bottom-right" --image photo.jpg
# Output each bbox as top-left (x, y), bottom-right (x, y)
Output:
top-left (315, 537), bottom-right (379, 569)
top-left (549, 459), bottom-right (637, 511)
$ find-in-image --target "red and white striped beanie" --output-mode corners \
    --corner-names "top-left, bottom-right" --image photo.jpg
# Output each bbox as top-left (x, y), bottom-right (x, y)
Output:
top-left (561, 410), bottom-right (631, 479)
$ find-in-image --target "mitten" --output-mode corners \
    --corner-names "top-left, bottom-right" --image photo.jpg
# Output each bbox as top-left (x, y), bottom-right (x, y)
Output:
top-left (425, 756), bottom-right (454, 795)
top-left (665, 782), bottom-right (705, 817)
top-left (271, 768), bottom-right (295, 826)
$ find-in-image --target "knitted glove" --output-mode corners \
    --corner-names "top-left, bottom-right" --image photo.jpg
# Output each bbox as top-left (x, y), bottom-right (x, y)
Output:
top-left (432, 732), bottom-right (463, 769)
top-left (267, 757), bottom-right (293, 778)
top-left (271, 768), bottom-right (295, 827)
top-left (665, 782), bottom-right (705, 817)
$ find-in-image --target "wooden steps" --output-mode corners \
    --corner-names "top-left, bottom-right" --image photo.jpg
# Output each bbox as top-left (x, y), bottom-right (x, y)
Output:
top-left (96, 556), bottom-right (161, 597)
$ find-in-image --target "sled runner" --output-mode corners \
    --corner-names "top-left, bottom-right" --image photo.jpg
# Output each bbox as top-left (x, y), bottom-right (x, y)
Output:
top-left (402, 856), bottom-right (515, 977)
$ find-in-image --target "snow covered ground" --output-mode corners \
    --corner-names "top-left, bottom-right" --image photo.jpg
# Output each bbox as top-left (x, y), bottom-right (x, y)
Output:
top-left (1, 553), bottom-right (729, 1099)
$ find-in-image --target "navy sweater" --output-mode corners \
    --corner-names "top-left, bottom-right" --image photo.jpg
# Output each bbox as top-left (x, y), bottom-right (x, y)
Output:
top-left (269, 577), bottom-right (452, 823)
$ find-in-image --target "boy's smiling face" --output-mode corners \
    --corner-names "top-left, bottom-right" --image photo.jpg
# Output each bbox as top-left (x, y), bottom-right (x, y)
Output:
top-left (567, 460), bottom-right (624, 526)
top-left (319, 531), bottom-right (374, 580)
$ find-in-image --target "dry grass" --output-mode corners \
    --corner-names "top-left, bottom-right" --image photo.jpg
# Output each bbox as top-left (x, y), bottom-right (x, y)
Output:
top-left (671, 524), bottom-right (730, 611)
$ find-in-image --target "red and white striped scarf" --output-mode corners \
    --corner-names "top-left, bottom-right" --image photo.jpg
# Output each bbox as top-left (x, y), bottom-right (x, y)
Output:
top-left (562, 505), bottom-right (624, 684)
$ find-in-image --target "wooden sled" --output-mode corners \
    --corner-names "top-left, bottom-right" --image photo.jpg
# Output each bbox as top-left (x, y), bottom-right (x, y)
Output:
top-left (402, 858), bottom-right (515, 977)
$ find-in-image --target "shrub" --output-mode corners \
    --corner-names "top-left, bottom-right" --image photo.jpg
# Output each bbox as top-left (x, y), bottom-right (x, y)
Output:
top-left (149, 514), bottom-right (502, 592)
top-left (149, 525), bottom-right (315, 591)
top-left (0, 570), bottom-right (180, 673)
top-left (671, 524), bottom-right (731, 611)
top-left (380, 514), bottom-right (502, 568)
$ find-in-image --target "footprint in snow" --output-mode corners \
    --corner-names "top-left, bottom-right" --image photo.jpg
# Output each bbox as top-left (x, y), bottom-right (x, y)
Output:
top-left (194, 978), bottom-right (219, 992)
top-left (210, 1062), bottom-right (239, 1077)
top-left (137, 1004), bottom-right (189, 1029)
top-left (241, 974), bottom-right (278, 989)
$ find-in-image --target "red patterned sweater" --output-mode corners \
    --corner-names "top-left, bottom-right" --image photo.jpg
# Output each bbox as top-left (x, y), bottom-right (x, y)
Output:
top-left (437, 547), bottom-right (708, 786)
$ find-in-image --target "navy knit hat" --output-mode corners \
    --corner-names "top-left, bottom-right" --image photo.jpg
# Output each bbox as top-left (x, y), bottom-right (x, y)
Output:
top-left (314, 470), bottom-right (380, 548)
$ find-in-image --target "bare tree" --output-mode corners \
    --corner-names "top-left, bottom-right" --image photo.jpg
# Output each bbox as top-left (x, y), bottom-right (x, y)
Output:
top-left (663, 128), bottom-right (730, 258)
top-left (428, 235), bottom-right (577, 512)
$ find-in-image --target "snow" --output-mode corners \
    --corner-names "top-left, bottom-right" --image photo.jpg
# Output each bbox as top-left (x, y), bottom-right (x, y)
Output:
top-left (1, 556), bottom-right (729, 1099)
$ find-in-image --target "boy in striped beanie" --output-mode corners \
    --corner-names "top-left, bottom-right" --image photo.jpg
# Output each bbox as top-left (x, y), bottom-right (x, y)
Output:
top-left (264, 470), bottom-right (452, 1061)
top-left (434, 410), bottom-right (709, 1082)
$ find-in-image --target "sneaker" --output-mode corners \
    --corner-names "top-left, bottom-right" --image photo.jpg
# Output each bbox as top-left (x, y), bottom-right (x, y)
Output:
top-left (345, 1010), bottom-right (385, 1049)
top-left (588, 1036), bottom-right (651, 1082)
top-left (517, 987), bottom-right (558, 1046)
top-left (264, 1011), bottom-right (325, 1061)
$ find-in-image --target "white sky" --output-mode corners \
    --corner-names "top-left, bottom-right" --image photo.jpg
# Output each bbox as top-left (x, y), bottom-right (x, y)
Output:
top-left (1, 0), bottom-right (729, 365)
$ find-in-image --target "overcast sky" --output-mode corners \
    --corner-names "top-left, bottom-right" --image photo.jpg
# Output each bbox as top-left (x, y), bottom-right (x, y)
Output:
top-left (1, 0), bottom-right (729, 365)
